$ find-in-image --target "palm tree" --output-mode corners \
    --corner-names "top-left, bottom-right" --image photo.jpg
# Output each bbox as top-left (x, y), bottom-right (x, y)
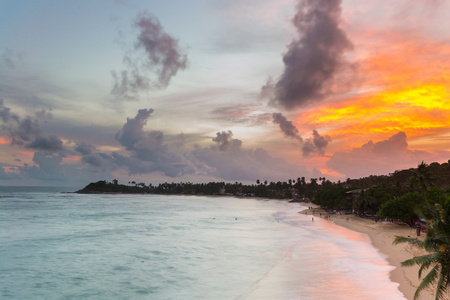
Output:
top-left (353, 190), bottom-right (377, 216)
top-left (393, 197), bottom-right (450, 299)
top-left (410, 161), bottom-right (433, 197)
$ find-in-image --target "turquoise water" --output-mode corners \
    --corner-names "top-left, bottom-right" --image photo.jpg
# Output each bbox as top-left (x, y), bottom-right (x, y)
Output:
top-left (0, 187), bottom-right (406, 299)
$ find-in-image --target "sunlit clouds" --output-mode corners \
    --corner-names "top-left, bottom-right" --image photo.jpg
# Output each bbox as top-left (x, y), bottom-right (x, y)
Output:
top-left (0, 0), bottom-right (449, 185)
top-left (295, 28), bottom-right (450, 151)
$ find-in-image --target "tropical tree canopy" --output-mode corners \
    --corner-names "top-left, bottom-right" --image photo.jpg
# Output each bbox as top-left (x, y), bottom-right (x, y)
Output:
top-left (378, 192), bottom-right (424, 226)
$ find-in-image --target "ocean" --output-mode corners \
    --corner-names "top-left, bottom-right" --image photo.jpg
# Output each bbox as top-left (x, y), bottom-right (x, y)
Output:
top-left (0, 187), bottom-right (406, 299)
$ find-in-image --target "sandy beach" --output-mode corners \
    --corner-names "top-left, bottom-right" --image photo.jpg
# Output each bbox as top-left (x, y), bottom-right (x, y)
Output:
top-left (303, 203), bottom-right (440, 300)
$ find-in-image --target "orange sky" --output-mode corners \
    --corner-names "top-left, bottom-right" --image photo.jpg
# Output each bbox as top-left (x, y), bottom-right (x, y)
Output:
top-left (295, 31), bottom-right (450, 152)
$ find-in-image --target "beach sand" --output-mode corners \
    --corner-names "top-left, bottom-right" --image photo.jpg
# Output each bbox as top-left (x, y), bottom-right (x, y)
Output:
top-left (303, 203), bottom-right (440, 300)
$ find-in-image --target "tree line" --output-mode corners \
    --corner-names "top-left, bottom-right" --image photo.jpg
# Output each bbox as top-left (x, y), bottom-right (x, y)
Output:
top-left (78, 160), bottom-right (450, 227)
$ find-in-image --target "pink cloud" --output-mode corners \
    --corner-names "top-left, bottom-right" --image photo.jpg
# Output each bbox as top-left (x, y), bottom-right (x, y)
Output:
top-left (326, 132), bottom-right (447, 178)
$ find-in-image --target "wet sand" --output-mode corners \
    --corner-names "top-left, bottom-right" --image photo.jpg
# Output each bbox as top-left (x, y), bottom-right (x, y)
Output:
top-left (302, 203), bottom-right (439, 300)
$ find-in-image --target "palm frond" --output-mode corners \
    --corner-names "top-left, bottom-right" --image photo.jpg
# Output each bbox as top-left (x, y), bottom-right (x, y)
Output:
top-left (394, 236), bottom-right (424, 247)
top-left (402, 253), bottom-right (438, 268)
top-left (394, 196), bottom-right (450, 299)
top-left (414, 265), bottom-right (438, 300)
top-left (434, 270), bottom-right (450, 300)
top-left (418, 254), bottom-right (439, 278)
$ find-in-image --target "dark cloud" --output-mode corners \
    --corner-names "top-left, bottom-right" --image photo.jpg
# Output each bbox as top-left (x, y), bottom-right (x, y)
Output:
top-left (35, 109), bottom-right (53, 122)
top-left (78, 115), bottom-right (319, 182)
top-left (212, 130), bottom-right (236, 151)
top-left (17, 152), bottom-right (100, 185)
top-left (0, 99), bottom-right (19, 123)
top-left (302, 129), bottom-right (331, 156)
top-left (312, 129), bottom-right (331, 155)
top-left (0, 101), bottom-right (65, 154)
top-left (134, 13), bottom-right (188, 86)
top-left (272, 112), bottom-right (303, 142)
top-left (189, 130), bottom-right (319, 181)
top-left (263, 0), bottom-right (354, 109)
top-left (302, 140), bottom-right (315, 157)
top-left (112, 108), bottom-right (194, 177)
top-left (74, 141), bottom-right (119, 172)
top-left (115, 108), bottom-right (154, 150)
top-left (11, 117), bottom-right (41, 146)
top-left (271, 111), bottom-right (330, 156)
top-left (75, 141), bottom-right (96, 155)
top-left (82, 152), bottom-right (120, 172)
top-left (28, 135), bottom-right (64, 154)
top-left (327, 132), bottom-right (428, 178)
top-left (111, 12), bottom-right (188, 99)
top-left (19, 152), bottom-right (65, 182)
top-left (74, 110), bottom-right (193, 177)
top-left (1, 100), bottom-right (40, 145)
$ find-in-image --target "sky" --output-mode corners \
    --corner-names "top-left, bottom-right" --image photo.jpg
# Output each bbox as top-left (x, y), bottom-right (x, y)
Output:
top-left (1, 0), bottom-right (450, 187)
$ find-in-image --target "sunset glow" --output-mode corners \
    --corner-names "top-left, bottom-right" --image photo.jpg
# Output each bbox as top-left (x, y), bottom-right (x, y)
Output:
top-left (0, 137), bottom-right (11, 144)
top-left (1, 0), bottom-right (449, 186)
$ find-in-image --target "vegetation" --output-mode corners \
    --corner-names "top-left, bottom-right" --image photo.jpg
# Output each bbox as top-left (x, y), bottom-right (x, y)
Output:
top-left (77, 160), bottom-right (450, 211)
top-left (378, 192), bottom-right (424, 226)
top-left (394, 196), bottom-right (450, 299)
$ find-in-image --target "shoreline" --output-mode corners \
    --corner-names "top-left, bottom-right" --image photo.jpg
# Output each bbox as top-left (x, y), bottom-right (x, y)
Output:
top-left (302, 202), bottom-right (436, 300)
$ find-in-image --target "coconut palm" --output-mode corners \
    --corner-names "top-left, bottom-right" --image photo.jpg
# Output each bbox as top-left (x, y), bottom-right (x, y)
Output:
top-left (410, 161), bottom-right (434, 196)
top-left (393, 196), bottom-right (450, 300)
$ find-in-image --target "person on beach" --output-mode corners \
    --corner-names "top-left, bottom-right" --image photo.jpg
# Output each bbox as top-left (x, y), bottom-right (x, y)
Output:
top-left (415, 221), bottom-right (421, 237)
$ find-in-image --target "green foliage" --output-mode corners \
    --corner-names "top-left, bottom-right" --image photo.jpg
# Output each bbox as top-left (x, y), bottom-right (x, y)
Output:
top-left (394, 196), bottom-right (450, 299)
top-left (353, 188), bottom-right (392, 215)
top-left (378, 192), bottom-right (424, 226)
top-left (313, 185), bottom-right (348, 210)
top-left (427, 187), bottom-right (447, 205)
top-left (78, 180), bottom-right (150, 194)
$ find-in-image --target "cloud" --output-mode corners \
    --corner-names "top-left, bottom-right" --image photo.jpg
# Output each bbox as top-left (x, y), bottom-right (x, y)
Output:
top-left (18, 152), bottom-right (72, 182)
top-left (28, 135), bottom-right (64, 154)
top-left (83, 153), bottom-right (118, 171)
top-left (263, 0), bottom-right (354, 109)
top-left (112, 108), bottom-right (194, 177)
top-left (212, 104), bottom-right (272, 125)
top-left (0, 99), bottom-right (19, 123)
top-left (115, 108), bottom-right (154, 150)
top-left (77, 110), bottom-right (318, 181)
top-left (0, 105), bottom-right (42, 147)
top-left (74, 141), bottom-right (96, 155)
top-left (327, 131), bottom-right (430, 178)
top-left (301, 140), bottom-right (315, 157)
top-left (312, 129), bottom-right (331, 154)
top-left (0, 100), bottom-right (64, 154)
top-left (0, 165), bottom-right (20, 180)
top-left (189, 130), bottom-right (317, 181)
top-left (111, 12), bottom-right (188, 100)
top-left (272, 112), bottom-right (331, 156)
top-left (134, 13), bottom-right (188, 86)
top-left (212, 130), bottom-right (237, 151)
top-left (13, 117), bottom-right (41, 145)
top-left (272, 112), bottom-right (303, 142)
top-left (301, 130), bottom-right (331, 157)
